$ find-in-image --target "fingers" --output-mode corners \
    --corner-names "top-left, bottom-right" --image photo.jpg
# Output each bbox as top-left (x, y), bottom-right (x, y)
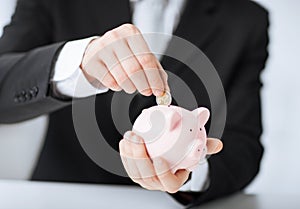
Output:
top-left (98, 47), bottom-right (136, 94)
top-left (119, 139), bottom-right (141, 179)
top-left (129, 134), bottom-right (163, 190)
top-left (123, 29), bottom-right (165, 96)
top-left (139, 55), bottom-right (165, 96)
top-left (113, 40), bottom-right (152, 96)
top-left (81, 23), bottom-right (169, 96)
top-left (120, 132), bottom-right (164, 191)
top-left (124, 132), bottom-right (156, 179)
top-left (206, 138), bottom-right (223, 154)
top-left (84, 56), bottom-right (121, 91)
top-left (153, 158), bottom-right (190, 193)
top-left (119, 131), bottom-right (190, 193)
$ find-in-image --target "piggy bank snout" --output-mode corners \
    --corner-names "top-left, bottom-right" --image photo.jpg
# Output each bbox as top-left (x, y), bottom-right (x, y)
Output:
top-left (187, 140), bottom-right (203, 159)
top-left (195, 142), bottom-right (204, 155)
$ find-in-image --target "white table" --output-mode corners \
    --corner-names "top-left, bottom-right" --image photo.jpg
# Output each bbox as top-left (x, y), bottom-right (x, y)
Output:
top-left (193, 193), bottom-right (300, 209)
top-left (0, 180), bottom-right (183, 209)
top-left (1, 180), bottom-right (299, 209)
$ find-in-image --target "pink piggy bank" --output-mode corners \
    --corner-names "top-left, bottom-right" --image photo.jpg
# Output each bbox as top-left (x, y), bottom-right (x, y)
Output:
top-left (132, 105), bottom-right (210, 174)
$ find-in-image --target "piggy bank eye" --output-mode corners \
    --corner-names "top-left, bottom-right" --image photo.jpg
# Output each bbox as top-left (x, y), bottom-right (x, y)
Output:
top-left (190, 129), bottom-right (193, 132)
top-left (200, 128), bottom-right (202, 131)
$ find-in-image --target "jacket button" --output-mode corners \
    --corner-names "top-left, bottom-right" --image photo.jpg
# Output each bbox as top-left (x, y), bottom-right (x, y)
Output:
top-left (29, 90), bottom-right (37, 98)
top-left (14, 95), bottom-right (20, 103)
top-left (25, 92), bottom-right (32, 100)
top-left (20, 91), bottom-right (27, 102)
top-left (18, 95), bottom-right (26, 102)
top-left (31, 86), bottom-right (39, 97)
top-left (21, 90), bottom-right (26, 96)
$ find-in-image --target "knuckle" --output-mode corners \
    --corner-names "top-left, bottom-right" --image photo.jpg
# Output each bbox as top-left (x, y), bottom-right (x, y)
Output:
top-left (139, 55), bottom-right (155, 67)
top-left (102, 31), bottom-right (111, 40)
top-left (127, 63), bottom-right (142, 76)
top-left (110, 65), bottom-right (122, 76)
top-left (106, 30), bottom-right (119, 40)
top-left (97, 39), bottom-right (106, 49)
top-left (122, 23), bottom-right (140, 34)
top-left (101, 34), bottom-right (117, 48)
top-left (121, 23), bottom-right (132, 28)
top-left (114, 71), bottom-right (128, 85)
top-left (117, 74), bottom-right (127, 84)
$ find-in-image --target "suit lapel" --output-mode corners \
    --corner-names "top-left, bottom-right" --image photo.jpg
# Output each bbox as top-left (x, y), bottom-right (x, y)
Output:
top-left (161, 0), bottom-right (220, 73)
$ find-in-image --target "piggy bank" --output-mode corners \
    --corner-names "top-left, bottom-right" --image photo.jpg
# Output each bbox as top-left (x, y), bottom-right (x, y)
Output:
top-left (132, 105), bottom-right (209, 173)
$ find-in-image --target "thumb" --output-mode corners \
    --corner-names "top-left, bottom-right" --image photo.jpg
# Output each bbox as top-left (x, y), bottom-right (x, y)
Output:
top-left (206, 138), bottom-right (223, 155)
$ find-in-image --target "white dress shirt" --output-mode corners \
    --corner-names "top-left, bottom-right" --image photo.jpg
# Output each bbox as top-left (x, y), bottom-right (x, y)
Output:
top-left (52, 0), bottom-right (210, 192)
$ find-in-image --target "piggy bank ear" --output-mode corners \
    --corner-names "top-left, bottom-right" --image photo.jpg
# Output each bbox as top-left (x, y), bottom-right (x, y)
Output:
top-left (169, 112), bottom-right (181, 131)
top-left (193, 107), bottom-right (210, 126)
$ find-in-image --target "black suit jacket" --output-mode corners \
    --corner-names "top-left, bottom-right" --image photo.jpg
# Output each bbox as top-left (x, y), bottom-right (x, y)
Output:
top-left (0, 0), bottom-right (269, 206)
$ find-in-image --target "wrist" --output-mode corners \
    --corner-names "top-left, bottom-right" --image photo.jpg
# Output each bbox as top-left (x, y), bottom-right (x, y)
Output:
top-left (52, 36), bottom-right (108, 98)
top-left (80, 37), bottom-right (99, 70)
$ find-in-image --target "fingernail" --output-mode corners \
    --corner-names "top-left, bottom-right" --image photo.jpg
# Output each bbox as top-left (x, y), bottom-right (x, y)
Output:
top-left (141, 89), bottom-right (152, 96)
top-left (154, 89), bottom-right (164, 96)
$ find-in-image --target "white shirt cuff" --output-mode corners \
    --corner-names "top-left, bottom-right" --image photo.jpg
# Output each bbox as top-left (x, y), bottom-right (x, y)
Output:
top-left (52, 36), bottom-right (108, 98)
top-left (179, 159), bottom-right (210, 192)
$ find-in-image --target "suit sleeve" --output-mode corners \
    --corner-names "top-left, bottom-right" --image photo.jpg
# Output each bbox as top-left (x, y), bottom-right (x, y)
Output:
top-left (0, 0), bottom-right (70, 124)
top-left (172, 8), bottom-right (270, 207)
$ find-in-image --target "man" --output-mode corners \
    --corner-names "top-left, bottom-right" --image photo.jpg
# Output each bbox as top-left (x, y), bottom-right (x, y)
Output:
top-left (0, 0), bottom-right (269, 206)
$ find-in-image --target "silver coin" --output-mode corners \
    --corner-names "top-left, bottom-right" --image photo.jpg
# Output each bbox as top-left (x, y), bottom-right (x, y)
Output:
top-left (156, 91), bottom-right (172, 106)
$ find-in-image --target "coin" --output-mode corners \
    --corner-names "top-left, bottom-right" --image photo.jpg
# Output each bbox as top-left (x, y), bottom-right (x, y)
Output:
top-left (156, 91), bottom-right (172, 106)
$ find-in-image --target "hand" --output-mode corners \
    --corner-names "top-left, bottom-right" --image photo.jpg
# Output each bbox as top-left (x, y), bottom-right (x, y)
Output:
top-left (119, 132), bottom-right (223, 193)
top-left (80, 24), bottom-right (169, 96)
top-left (119, 131), bottom-right (190, 193)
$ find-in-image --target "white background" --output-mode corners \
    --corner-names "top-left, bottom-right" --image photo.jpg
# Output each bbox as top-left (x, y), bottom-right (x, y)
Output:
top-left (246, 0), bottom-right (300, 195)
top-left (0, 0), bottom-right (300, 195)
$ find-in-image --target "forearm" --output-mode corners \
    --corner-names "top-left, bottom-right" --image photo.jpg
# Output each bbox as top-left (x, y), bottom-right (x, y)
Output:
top-left (0, 42), bottom-right (70, 123)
